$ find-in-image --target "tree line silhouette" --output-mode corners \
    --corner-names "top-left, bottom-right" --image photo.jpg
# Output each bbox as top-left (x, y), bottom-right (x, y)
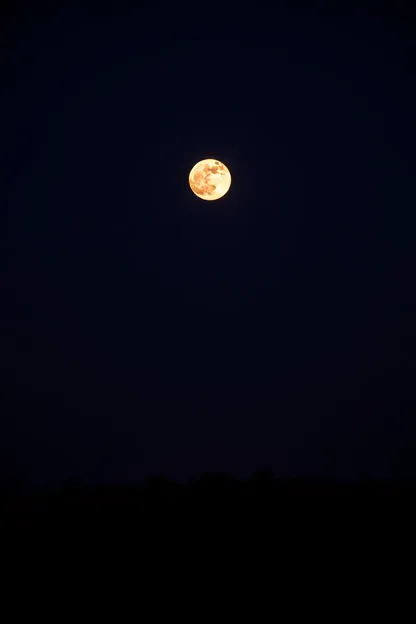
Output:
top-left (2, 469), bottom-right (415, 517)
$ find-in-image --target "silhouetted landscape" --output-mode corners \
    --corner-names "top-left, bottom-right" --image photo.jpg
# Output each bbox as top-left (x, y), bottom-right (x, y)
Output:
top-left (2, 471), bottom-right (416, 521)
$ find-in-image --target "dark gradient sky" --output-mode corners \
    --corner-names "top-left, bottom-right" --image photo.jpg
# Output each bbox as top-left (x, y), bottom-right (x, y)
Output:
top-left (2, 4), bottom-right (415, 487)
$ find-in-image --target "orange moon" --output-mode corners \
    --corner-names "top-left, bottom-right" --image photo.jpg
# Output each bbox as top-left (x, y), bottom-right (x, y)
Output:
top-left (189, 158), bottom-right (231, 201)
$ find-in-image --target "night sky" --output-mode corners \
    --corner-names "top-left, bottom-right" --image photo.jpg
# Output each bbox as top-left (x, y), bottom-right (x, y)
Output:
top-left (2, 4), bottom-right (415, 487)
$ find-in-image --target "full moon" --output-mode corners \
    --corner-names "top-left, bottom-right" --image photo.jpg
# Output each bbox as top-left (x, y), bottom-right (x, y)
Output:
top-left (189, 158), bottom-right (231, 201)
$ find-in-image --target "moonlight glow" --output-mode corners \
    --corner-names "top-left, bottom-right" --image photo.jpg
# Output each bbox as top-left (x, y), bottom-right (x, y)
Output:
top-left (189, 159), bottom-right (231, 201)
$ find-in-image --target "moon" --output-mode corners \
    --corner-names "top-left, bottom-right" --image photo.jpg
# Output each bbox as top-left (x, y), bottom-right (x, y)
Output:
top-left (189, 158), bottom-right (231, 201)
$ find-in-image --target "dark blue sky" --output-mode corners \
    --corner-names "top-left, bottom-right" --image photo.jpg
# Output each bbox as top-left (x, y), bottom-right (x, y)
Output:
top-left (2, 4), bottom-right (415, 486)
